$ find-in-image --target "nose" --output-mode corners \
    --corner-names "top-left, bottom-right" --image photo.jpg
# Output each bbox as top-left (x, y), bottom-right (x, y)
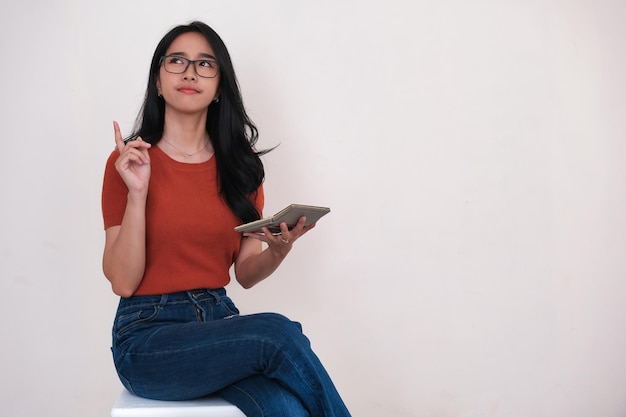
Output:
top-left (183, 63), bottom-right (196, 81)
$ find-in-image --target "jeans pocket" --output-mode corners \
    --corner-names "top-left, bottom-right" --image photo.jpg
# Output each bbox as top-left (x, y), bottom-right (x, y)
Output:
top-left (115, 305), bottom-right (161, 338)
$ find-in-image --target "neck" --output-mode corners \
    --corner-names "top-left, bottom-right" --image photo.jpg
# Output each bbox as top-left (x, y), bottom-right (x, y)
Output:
top-left (162, 111), bottom-right (209, 148)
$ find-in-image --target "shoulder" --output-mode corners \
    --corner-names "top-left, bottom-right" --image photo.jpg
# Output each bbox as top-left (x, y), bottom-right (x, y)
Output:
top-left (103, 150), bottom-right (120, 179)
top-left (105, 149), bottom-right (119, 165)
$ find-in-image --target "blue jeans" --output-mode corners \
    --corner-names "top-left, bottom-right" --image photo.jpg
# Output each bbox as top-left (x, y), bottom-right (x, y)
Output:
top-left (111, 288), bottom-right (351, 417)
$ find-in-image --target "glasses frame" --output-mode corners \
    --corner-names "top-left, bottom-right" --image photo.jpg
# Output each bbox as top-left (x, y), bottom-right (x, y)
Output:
top-left (159, 55), bottom-right (219, 79)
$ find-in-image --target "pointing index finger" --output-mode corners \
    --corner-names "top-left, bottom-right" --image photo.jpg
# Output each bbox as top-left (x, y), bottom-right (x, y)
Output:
top-left (113, 121), bottom-right (125, 152)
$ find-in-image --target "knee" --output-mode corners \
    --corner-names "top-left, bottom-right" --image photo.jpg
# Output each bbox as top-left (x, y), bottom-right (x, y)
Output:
top-left (260, 312), bottom-right (302, 330)
top-left (252, 313), bottom-right (310, 347)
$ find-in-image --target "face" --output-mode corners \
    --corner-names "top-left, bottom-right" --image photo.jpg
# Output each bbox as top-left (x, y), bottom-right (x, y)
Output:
top-left (156, 32), bottom-right (220, 115)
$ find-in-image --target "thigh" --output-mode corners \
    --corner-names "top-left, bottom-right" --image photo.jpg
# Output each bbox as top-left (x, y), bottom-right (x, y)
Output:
top-left (218, 375), bottom-right (309, 417)
top-left (116, 312), bottom-right (311, 400)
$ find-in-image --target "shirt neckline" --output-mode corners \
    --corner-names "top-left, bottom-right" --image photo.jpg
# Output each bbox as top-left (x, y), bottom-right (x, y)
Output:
top-left (152, 144), bottom-right (215, 171)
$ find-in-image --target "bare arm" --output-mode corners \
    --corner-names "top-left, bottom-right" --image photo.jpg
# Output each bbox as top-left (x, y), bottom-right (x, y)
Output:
top-left (102, 121), bottom-right (151, 297)
top-left (103, 195), bottom-right (148, 297)
top-left (234, 217), bottom-right (315, 289)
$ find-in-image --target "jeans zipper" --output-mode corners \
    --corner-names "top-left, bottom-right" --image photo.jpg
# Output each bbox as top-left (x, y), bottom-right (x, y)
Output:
top-left (195, 305), bottom-right (204, 322)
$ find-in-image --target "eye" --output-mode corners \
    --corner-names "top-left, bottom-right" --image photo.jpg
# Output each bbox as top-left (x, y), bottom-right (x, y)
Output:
top-left (168, 56), bottom-right (186, 65)
top-left (198, 60), bottom-right (217, 68)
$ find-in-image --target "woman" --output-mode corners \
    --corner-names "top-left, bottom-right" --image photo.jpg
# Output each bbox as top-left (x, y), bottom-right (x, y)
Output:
top-left (101, 21), bottom-right (351, 417)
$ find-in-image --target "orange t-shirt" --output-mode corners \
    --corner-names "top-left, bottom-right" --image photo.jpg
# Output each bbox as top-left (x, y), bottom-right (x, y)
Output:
top-left (101, 146), bottom-right (264, 296)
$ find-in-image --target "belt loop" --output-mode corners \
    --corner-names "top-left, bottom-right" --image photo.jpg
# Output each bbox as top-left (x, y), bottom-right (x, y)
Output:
top-left (207, 289), bottom-right (222, 305)
top-left (159, 294), bottom-right (168, 306)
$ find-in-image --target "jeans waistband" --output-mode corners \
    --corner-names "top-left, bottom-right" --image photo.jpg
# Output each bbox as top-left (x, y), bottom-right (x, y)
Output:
top-left (118, 288), bottom-right (227, 308)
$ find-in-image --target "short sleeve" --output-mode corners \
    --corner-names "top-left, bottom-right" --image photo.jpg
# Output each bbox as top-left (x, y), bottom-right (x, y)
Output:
top-left (101, 150), bottom-right (128, 229)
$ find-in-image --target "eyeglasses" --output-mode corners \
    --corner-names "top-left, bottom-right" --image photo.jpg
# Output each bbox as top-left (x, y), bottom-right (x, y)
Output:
top-left (159, 55), bottom-right (219, 78)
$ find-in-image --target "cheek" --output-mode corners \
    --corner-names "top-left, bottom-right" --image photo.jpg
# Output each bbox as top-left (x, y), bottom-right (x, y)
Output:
top-left (211, 77), bottom-right (220, 98)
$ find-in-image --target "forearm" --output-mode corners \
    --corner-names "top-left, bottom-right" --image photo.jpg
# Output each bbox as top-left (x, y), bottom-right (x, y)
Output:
top-left (234, 243), bottom-right (290, 289)
top-left (103, 194), bottom-right (147, 297)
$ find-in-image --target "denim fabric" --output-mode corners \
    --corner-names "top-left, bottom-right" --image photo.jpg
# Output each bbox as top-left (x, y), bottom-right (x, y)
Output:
top-left (111, 289), bottom-right (351, 417)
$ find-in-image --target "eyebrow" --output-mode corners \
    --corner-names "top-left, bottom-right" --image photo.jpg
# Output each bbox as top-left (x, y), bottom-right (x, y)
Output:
top-left (168, 51), bottom-right (217, 60)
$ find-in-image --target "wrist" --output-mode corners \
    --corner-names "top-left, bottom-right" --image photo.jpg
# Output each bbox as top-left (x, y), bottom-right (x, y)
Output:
top-left (269, 245), bottom-right (290, 259)
top-left (126, 191), bottom-right (148, 206)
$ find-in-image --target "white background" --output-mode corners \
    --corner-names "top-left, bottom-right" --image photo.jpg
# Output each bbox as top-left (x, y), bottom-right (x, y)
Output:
top-left (1, 1), bottom-right (625, 416)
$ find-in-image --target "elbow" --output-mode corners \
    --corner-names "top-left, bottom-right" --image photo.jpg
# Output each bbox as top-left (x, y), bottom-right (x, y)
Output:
top-left (104, 268), bottom-right (140, 298)
top-left (236, 277), bottom-right (256, 290)
top-left (108, 273), bottom-right (141, 298)
top-left (103, 260), bottom-right (142, 298)
top-left (112, 283), bottom-right (136, 298)
top-left (235, 273), bottom-right (260, 290)
top-left (234, 265), bottom-right (254, 289)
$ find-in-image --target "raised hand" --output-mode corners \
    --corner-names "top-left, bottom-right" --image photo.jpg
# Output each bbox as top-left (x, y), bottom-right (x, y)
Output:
top-left (113, 121), bottom-right (151, 196)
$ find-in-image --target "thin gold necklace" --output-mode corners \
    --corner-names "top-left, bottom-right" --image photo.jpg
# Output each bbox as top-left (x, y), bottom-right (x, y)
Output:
top-left (162, 137), bottom-right (210, 157)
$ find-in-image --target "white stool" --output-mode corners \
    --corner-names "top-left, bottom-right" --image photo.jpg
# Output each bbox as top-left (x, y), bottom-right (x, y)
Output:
top-left (111, 389), bottom-right (246, 417)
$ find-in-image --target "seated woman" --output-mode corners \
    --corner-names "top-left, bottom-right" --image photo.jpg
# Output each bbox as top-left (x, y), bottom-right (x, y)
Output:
top-left (101, 20), bottom-right (352, 417)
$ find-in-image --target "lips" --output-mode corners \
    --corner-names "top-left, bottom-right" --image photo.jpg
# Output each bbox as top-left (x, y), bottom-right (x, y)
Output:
top-left (177, 86), bottom-right (200, 94)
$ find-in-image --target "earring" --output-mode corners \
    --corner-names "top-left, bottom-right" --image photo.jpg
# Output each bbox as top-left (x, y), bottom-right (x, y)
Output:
top-left (214, 97), bottom-right (220, 103)
top-left (157, 91), bottom-right (162, 97)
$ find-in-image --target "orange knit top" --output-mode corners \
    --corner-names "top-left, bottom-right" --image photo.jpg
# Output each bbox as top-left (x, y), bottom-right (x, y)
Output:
top-left (101, 145), bottom-right (264, 296)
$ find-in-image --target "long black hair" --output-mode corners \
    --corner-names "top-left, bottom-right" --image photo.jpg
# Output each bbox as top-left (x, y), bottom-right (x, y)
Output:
top-left (128, 21), bottom-right (269, 224)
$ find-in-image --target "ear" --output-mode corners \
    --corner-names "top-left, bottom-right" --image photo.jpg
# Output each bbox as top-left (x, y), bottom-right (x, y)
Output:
top-left (155, 76), bottom-right (162, 96)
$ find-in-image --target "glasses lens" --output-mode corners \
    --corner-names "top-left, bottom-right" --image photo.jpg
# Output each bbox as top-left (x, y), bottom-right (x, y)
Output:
top-left (163, 56), bottom-right (188, 74)
top-left (194, 60), bottom-right (218, 78)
